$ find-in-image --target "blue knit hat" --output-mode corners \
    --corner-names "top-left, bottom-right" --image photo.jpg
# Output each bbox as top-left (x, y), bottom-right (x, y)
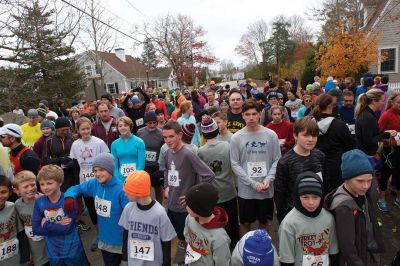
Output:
top-left (341, 149), bottom-right (373, 180)
top-left (144, 111), bottom-right (157, 123)
top-left (130, 95), bottom-right (140, 105)
top-left (243, 229), bottom-right (274, 266)
top-left (40, 119), bottom-right (55, 131)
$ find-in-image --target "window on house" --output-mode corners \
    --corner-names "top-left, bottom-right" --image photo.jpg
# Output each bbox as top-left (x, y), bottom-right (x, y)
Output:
top-left (85, 65), bottom-right (93, 76)
top-left (380, 48), bottom-right (397, 72)
top-left (106, 83), bottom-right (116, 94)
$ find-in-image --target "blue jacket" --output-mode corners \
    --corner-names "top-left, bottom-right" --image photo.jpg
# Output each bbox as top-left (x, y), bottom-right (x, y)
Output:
top-left (32, 194), bottom-right (83, 259)
top-left (64, 176), bottom-right (129, 246)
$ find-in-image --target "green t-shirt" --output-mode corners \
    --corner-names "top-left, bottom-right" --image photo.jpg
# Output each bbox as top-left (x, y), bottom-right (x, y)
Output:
top-left (15, 198), bottom-right (48, 266)
top-left (278, 208), bottom-right (339, 265)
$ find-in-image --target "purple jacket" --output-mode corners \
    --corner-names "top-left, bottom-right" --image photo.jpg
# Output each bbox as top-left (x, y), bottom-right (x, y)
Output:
top-left (33, 134), bottom-right (50, 160)
top-left (91, 117), bottom-right (119, 149)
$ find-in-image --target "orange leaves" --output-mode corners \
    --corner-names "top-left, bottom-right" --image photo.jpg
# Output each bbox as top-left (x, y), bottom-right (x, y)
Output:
top-left (315, 28), bottom-right (383, 79)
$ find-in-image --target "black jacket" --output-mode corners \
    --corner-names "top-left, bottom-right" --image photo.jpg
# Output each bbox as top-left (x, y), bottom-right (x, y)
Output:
top-left (42, 133), bottom-right (74, 190)
top-left (122, 88), bottom-right (150, 134)
top-left (355, 106), bottom-right (390, 156)
top-left (325, 184), bottom-right (384, 266)
top-left (316, 114), bottom-right (356, 192)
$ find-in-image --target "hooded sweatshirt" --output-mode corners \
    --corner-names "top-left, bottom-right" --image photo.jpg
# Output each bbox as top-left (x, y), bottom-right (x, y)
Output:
top-left (325, 184), bottom-right (384, 266)
top-left (184, 206), bottom-right (231, 266)
top-left (278, 173), bottom-right (338, 265)
top-left (64, 175), bottom-right (129, 252)
top-left (316, 114), bottom-right (356, 192)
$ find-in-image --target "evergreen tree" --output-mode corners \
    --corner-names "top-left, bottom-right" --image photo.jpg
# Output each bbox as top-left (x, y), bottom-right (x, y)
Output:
top-left (140, 37), bottom-right (158, 70)
top-left (3, 1), bottom-right (85, 108)
top-left (260, 18), bottom-right (295, 74)
top-left (301, 46), bottom-right (321, 89)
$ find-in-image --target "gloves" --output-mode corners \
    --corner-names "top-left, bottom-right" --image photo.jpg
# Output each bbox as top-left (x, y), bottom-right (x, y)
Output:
top-left (59, 156), bottom-right (72, 165)
top-left (64, 197), bottom-right (77, 212)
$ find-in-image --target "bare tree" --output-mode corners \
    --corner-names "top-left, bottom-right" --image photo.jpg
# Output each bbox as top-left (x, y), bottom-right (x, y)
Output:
top-left (146, 13), bottom-right (215, 85)
top-left (235, 19), bottom-right (269, 65)
top-left (77, 0), bottom-right (121, 90)
top-left (219, 59), bottom-right (236, 81)
top-left (288, 15), bottom-right (313, 44)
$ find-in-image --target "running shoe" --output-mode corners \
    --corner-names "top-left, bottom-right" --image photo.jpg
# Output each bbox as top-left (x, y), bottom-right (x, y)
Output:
top-left (82, 206), bottom-right (89, 216)
top-left (377, 199), bottom-right (389, 212)
top-left (91, 237), bottom-right (99, 252)
top-left (76, 219), bottom-right (91, 231)
top-left (395, 198), bottom-right (400, 209)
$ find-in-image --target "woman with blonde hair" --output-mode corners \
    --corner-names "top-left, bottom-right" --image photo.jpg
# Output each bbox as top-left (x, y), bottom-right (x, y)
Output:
top-left (177, 100), bottom-right (201, 147)
top-left (377, 91), bottom-right (400, 211)
top-left (355, 89), bottom-right (397, 162)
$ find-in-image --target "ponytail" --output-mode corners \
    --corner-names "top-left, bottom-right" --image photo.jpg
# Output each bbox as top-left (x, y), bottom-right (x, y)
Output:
top-left (313, 94), bottom-right (333, 121)
top-left (354, 89), bottom-right (384, 118)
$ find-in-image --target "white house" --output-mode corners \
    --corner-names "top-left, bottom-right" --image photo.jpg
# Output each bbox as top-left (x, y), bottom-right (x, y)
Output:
top-left (76, 49), bottom-right (148, 101)
top-left (361, 0), bottom-right (400, 87)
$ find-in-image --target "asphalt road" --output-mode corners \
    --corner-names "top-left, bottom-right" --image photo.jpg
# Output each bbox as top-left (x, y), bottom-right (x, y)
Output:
top-left (80, 191), bottom-right (400, 265)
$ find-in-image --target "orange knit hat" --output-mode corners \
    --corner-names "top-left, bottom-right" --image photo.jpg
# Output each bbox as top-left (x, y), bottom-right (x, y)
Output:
top-left (123, 171), bottom-right (151, 197)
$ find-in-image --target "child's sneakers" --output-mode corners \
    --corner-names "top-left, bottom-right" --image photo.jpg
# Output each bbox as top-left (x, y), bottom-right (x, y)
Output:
top-left (377, 199), bottom-right (389, 212)
top-left (90, 237), bottom-right (99, 252)
top-left (76, 219), bottom-right (91, 231)
top-left (395, 198), bottom-right (400, 209)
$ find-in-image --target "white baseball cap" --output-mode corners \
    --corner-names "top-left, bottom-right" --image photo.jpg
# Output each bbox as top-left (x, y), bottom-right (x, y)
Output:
top-left (0, 123), bottom-right (22, 138)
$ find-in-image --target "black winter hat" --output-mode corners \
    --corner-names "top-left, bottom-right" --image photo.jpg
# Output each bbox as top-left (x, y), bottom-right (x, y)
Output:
top-left (101, 93), bottom-right (113, 103)
top-left (55, 117), bottom-right (71, 129)
top-left (186, 183), bottom-right (218, 217)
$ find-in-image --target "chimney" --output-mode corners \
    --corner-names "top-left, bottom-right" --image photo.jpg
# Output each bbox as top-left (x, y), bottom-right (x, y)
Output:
top-left (115, 48), bottom-right (126, 62)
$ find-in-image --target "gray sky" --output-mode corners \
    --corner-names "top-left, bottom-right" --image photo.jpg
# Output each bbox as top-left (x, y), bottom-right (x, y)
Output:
top-left (98, 0), bottom-right (324, 67)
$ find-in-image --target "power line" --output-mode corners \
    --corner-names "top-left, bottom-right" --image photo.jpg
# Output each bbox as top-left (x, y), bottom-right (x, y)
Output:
top-left (60, 0), bottom-right (142, 43)
top-left (124, 0), bottom-right (147, 19)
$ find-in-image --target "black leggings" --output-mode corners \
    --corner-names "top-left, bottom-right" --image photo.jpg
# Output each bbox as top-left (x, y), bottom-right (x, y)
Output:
top-left (379, 147), bottom-right (400, 191)
top-left (83, 196), bottom-right (98, 225)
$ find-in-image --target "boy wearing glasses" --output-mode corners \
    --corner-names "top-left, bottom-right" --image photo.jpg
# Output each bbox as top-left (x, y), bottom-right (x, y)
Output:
top-left (137, 112), bottom-right (165, 203)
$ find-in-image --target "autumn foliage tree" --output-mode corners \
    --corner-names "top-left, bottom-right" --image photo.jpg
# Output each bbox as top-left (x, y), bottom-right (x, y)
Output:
top-left (315, 27), bottom-right (382, 79)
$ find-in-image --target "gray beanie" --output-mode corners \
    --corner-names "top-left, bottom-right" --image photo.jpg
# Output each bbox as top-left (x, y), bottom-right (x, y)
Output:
top-left (92, 153), bottom-right (115, 175)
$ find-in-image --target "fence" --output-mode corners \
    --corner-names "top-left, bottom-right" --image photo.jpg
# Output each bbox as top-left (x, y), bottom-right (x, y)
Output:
top-left (389, 82), bottom-right (400, 92)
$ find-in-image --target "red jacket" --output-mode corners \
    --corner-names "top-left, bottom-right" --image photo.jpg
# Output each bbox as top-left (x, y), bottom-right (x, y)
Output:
top-left (91, 117), bottom-right (119, 149)
top-left (266, 120), bottom-right (295, 153)
top-left (378, 108), bottom-right (400, 146)
top-left (153, 99), bottom-right (168, 118)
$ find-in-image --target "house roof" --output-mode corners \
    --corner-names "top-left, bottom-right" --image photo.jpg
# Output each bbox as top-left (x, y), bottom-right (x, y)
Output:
top-left (97, 51), bottom-right (147, 79)
top-left (149, 67), bottom-right (173, 79)
top-left (363, 0), bottom-right (390, 31)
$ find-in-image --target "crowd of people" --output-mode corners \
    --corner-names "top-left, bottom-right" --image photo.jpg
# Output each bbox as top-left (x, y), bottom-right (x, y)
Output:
top-left (0, 73), bottom-right (399, 266)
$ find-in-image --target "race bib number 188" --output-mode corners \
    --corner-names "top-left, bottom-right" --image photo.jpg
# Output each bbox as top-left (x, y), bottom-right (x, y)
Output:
top-left (0, 239), bottom-right (18, 261)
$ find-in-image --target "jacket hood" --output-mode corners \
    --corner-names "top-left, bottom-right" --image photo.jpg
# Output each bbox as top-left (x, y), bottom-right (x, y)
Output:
top-left (325, 184), bottom-right (360, 211)
top-left (317, 116), bottom-right (334, 135)
top-left (293, 171), bottom-right (324, 217)
top-left (197, 206), bottom-right (228, 229)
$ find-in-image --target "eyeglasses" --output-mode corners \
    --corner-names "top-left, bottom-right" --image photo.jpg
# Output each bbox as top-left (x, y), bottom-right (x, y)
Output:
top-left (304, 100), bottom-right (312, 103)
top-left (0, 135), bottom-right (9, 139)
top-left (147, 121), bottom-right (158, 125)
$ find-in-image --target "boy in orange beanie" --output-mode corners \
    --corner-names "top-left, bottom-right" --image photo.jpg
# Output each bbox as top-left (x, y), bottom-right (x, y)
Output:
top-left (119, 170), bottom-right (176, 265)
